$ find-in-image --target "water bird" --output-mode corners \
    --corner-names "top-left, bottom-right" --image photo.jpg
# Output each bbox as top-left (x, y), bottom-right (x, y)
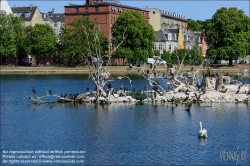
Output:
top-left (194, 93), bottom-right (202, 101)
top-left (32, 87), bottom-right (36, 94)
top-left (49, 90), bottom-right (52, 96)
top-left (220, 88), bottom-right (228, 93)
top-left (63, 93), bottom-right (67, 98)
top-left (247, 90), bottom-right (250, 95)
top-left (185, 102), bottom-right (192, 111)
top-left (198, 121), bottom-right (208, 138)
top-left (182, 95), bottom-right (189, 103)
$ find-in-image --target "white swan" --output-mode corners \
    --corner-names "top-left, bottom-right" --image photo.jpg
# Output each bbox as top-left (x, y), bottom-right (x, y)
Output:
top-left (198, 121), bottom-right (208, 138)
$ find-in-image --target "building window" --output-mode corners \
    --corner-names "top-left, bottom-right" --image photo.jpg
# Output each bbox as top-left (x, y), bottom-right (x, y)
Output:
top-left (154, 44), bottom-right (157, 50)
top-left (24, 12), bottom-right (30, 17)
top-left (169, 44), bottom-right (171, 51)
top-left (85, 7), bottom-right (88, 12)
top-left (164, 34), bottom-right (168, 40)
top-left (159, 43), bottom-right (162, 50)
top-left (111, 16), bottom-right (112, 24)
top-left (26, 21), bottom-right (30, 27)
top-left (172, 34), bottom-right (175, 40)
top-left (184, 35), bottom-right (187, 41)
top-left (153, 11), bottom-right (155, 14)
top-left (54, 29), bottom-right (58, 35)
top-left (95, 7), bottom-right (99, 12)
top-left (54, 23), bottom-right (57, 27)
top-left (76, 8), bottom-right (79, 13)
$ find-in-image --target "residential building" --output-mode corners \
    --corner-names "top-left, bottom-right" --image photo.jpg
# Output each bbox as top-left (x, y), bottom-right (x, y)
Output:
top-left (154, 29), bottom-right (178, 54)
top-left (143, 7), bottom-right (187, 31)
top-left (10, 4), bottom-right (44, 65)
top-left (11, 4), bottom-right (43, 27)
top-left (64, 0), bottom-right (150, 37)
top-left (41, 8), bottom-right (65, 36)
top-left (154, 27), bottom-right (206, 57)
top-left (0, 0), bottom-right (12, 14)
top-left (64, 0), bottom-right (150, 65)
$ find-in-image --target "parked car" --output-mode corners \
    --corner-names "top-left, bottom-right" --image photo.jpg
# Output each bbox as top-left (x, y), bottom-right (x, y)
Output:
top-left (147, 58), bottom-right (167, 65)
top-left (18, 61), bottom-right (32, 66)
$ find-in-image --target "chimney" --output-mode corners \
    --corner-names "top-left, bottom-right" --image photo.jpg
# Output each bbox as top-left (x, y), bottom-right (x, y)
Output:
top-left (14, 5), bottom-right (16, 7)
top-left (52, 8), bottom-right (55, 14)
top-left (30, 4), bottom-right (33, 10)
top-left (146, 6), bottom-right (148, 8)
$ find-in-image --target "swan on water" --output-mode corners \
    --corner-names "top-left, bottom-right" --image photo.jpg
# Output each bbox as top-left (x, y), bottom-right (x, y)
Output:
top-left (198, 121), bottom-right (208, 138)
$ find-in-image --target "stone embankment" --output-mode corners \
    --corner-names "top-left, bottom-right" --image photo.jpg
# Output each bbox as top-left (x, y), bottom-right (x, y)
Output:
top-left (1, 65), bottom-right (249, 75)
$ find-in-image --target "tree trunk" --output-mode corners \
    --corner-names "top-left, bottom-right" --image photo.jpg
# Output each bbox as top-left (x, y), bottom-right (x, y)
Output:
top-left (229, 56), bottom-right (233, 66)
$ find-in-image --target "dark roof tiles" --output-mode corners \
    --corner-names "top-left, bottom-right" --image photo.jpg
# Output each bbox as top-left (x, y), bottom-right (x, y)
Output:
top-left (154, 30), bottom-right (167, 41)
top-left (11, 6), bottom-right (37, 21)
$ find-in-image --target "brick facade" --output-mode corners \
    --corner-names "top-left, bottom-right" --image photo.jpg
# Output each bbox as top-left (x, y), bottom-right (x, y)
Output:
top-left (65, 2), bottom-right (150, 36)
top-left (64, 1), bottom-right (150, 65)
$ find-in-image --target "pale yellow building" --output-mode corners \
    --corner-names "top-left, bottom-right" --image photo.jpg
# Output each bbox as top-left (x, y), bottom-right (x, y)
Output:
top-left (11, 4), bottom-right (43, 27)
top-left (143, 7), bottom-right (187, 31)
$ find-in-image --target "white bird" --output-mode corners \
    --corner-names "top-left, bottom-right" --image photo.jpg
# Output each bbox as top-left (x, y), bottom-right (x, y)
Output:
top-left (198, 121), bottom-right (208, 138)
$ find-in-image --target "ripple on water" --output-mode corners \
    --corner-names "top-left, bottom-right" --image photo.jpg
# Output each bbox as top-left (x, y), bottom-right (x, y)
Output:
top-left (1, 75), bottom-right (249, 165)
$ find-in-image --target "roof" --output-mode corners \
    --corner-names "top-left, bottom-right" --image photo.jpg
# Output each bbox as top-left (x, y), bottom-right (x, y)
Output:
top-left (161, 13), bottom-right (187, 22)
top-left (65, 2), bottom-right (149, 12)
top-left (154, 30), bottom-right (167, 41)
top-left (49, 13), bottom-right (65, 22)
top-left (11, 6), bottom-right (37, 21)
top-left (194, 32), bottom-right (202, 37)
top-left (41, 13), bottom-right (51, 21)
top-left (168, 28), bottom-right (178, 34)
top-left (162, 27), bottom-right (172, 34)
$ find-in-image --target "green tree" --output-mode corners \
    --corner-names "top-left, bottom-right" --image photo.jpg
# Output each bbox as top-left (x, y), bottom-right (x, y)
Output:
top-left (0, 12), bottom-right (25, 59)
top-left (58, 17), bottom-right (108, 65)
top-left (112, 10), bottom-right (155, 64)
top-left (25, 24), bottom-right (56, 59)
top-left (187, 19), bottom-right (203, 31)
top-left (147, 50), bottom-right (160, 58)
top-left (161, 50), bottom-right (171, 63)
top-left (205, 7), bottom-right (250, 65)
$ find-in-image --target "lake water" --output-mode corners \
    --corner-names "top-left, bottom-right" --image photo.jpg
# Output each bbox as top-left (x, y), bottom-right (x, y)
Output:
top-left (1, 74), bottom-right (249, 165)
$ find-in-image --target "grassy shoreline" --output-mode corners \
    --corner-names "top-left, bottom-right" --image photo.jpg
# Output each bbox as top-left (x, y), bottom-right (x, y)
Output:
top-left (0, 64), bottom-right (249, 75)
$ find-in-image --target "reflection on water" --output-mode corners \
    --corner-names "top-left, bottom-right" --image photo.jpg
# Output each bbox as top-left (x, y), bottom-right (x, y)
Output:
top-left (199, 138), bottom-right (207, 147)
top-left (1, 75), bottom-right (249, 165)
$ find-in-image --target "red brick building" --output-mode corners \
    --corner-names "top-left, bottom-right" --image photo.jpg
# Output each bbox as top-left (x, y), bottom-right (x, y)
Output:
top-left (64, 0), bottom-right (150, 65)
top-left (64, 0), bottom-right (150, 36)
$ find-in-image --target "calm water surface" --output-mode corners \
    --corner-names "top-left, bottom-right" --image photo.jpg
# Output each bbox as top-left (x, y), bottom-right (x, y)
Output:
top-left (1, 75), bottom-right (249, 165)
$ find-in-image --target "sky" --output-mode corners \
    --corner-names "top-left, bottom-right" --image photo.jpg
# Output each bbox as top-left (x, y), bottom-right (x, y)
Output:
top-left (6, 0), bottom-right (250, 21)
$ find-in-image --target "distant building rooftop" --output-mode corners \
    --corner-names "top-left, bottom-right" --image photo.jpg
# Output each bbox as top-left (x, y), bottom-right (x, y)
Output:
top-left (11, 6), bottom-right (37, 21)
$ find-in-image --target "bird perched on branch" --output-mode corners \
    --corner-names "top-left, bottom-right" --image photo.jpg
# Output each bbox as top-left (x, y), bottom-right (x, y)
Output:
top-left (194, 93), bottom-right (202, 101)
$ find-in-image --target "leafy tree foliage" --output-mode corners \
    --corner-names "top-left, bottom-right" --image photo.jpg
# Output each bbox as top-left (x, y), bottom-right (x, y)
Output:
top-left (171, 47), bottom-right (203, 65)
top-left (161, 50), bottom-right (171, 62)
top-left (147, 50), bottom-right (160, 58)
top-left (57, 17), bottom-right (108, 65)
top-left (0, 12), bottom-right (25, 57)
top-left (25, 24), bottom-right (56, 58)
top-left (187, 19), bottom-right (203, 31)
top-left (112, 10), bottom-right (155, 63)
top-left (205, 7), bottom-right (250, 65)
